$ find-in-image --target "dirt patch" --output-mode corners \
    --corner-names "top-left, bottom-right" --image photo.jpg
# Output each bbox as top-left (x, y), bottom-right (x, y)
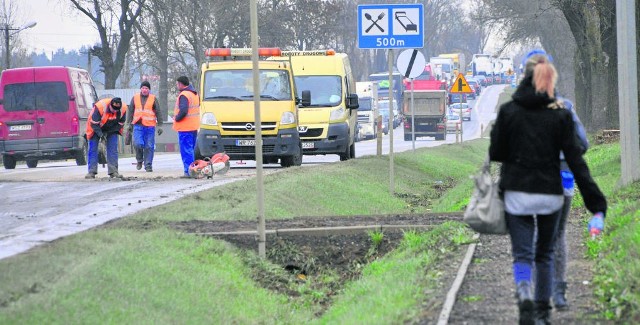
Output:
top-left (594, 130), bottom-right (620, 145)
top-left (170, 213), bottom-right (461, 234)
top-left (448, 210), bottom-right (612, 324)
top-left (171, 213), bottom-right (463, 314)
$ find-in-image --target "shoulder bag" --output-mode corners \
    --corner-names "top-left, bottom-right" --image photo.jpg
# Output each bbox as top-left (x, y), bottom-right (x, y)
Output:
top-left (463, 156), bottom-right (507, 235)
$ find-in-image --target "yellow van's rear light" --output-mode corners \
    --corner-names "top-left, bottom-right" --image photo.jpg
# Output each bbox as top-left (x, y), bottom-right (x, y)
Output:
top-left (280, 49), bottom-right (335, 57)
top-left (205, 48), bottom-right (282, 57)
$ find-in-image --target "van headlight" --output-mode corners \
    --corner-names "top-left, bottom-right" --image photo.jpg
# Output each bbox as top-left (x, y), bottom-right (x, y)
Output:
top-left (329, 107), bottom-right (345, 122)
top-left (201, 112), bottom-right (217, 126)
top-left (280, 111), bottom-right (296, 125)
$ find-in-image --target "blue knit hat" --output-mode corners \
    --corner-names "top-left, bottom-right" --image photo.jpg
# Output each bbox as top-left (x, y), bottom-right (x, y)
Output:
top-left (522, 49), bottom-right (553, 68)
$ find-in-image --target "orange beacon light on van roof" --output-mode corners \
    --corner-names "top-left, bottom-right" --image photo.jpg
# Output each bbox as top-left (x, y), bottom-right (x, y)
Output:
top-left (205, 48), bottom-right (282, 57)
top-left (280, 49), bottom-right (336, 57)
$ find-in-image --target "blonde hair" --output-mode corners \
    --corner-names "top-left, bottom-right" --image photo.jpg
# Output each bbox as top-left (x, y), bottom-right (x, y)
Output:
top-left (525, 54), bottom-right (557, 98)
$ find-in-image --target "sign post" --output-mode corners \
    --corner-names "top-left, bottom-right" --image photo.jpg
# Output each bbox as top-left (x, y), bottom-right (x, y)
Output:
top-left (396, 49), bottom-right (426, 152)
top-left (449, 73), bottom-right (473, 142)
top-left (358, 3), bottom-right (424, 194)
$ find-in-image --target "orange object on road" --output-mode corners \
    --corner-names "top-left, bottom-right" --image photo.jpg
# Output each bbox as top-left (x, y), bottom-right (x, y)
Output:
top-left (188, 153), bottom-right (230, 179)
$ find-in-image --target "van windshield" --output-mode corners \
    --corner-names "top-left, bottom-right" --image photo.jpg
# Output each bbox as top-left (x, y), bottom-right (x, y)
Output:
top-left (294, 76), bottom-right (342, 107)
top-left (203, 70), bottom-right (292, 101)
top-left (4, 82), bottom-right (68, 112)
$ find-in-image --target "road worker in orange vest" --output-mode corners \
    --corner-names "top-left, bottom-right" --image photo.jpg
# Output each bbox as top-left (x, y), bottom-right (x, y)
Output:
top-left (85, 97), bottom-right (127, 179)
top-left (126, 81), bottom-right (163, 172)
top-left (173, 76), bottom-right (200, 178)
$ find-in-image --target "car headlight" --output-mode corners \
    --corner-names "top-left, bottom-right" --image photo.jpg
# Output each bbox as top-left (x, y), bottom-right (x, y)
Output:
top-left (201, 112), bottom-right (217, 126)
top-left (280, 111), bottom-right (296, 125)
top-left (329, 107), bottom-right (345, 121)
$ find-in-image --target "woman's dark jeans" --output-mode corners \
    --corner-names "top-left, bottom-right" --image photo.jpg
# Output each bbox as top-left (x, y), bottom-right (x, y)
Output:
top-left (507, 210), bottom-right (562, 302)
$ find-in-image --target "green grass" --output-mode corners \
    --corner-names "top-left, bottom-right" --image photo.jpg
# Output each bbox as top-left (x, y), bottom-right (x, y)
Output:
top-left (115, 139), bottom-right (488, 226)
top-left (315, 222), bottom-right (473, 324)
top-left (0, 228), bottom-right (314, 324)
top-left (0, 140), bottom-right (486, 324)
top-left (564, 141), bottom-right (640, 322)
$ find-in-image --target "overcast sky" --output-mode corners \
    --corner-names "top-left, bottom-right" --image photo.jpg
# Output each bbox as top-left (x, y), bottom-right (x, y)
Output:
top-left (17, 0), bottom-right (98, 56)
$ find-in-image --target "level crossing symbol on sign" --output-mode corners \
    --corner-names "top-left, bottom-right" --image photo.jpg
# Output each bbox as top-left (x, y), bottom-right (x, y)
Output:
top-left (357, 4), bottom-right (424, 49)
top-left (449, 73), bottom-right (474, 94)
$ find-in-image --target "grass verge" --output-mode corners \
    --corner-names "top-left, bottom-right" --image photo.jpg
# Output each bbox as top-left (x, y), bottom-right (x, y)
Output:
top-left (568, 142), bottom-right (640, 322)
top-left (115, 139), bottom-right (488, 226)
top-left (0, 140), bottom-right (485, 323)
top-left (315, 222), bottom-right (474, 324)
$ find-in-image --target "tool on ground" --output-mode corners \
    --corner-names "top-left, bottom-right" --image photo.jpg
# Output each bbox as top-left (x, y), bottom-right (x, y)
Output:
top-left (188, 152), bottom-right (231, 179)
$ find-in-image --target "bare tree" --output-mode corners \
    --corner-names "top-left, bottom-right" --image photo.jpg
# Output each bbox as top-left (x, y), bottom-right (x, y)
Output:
top-left (478, 0), bottom-right (619, 131)
top-left (134, 0), bottom-right (178, 122)
top-left (1, 0), bottom-right (32, 69)
top-left (69, 0), bottom-right (146, 89)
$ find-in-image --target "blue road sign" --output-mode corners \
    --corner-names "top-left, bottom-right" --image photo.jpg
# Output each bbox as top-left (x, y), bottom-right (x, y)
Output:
top-left (358, 4), bottom-right (424, 49)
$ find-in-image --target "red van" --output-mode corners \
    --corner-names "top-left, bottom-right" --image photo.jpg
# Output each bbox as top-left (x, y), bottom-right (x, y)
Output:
top-left (0, 66), bottom-right (98, 169)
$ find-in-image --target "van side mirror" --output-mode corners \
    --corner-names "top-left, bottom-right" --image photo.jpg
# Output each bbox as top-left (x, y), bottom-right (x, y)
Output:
top-left (346, 93), bottom-right (359, 109)
top-left (300, 90), bottom-right (311, 107)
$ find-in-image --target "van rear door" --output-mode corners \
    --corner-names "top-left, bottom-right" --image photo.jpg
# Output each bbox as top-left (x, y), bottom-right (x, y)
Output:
top-left (33, 68), bottom-right (75, 143)
top-left (2, 69), bottom-right (39, 147)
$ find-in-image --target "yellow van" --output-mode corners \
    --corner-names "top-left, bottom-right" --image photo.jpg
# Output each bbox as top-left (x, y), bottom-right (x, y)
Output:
top-left (274, 50), bottom-right (359, 160)
top-left (196, 48), bottom-right (304, 167)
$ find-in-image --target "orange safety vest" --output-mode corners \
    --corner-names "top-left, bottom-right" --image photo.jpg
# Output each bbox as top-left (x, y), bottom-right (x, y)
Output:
top-left (173, 89), bottom-right (200, 131)
top-left (86, 98), bottom-right (128, 139)
top-left (132, 93), bottom-right (157, 127)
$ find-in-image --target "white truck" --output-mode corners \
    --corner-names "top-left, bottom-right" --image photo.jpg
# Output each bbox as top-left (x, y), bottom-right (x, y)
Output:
top-left (355, 81), bottom-right (379, 140)
top-left (499, 57), bottom-right (514, 74)
top-left (471, 53), bottom-right (493, 77)
top-left (429, 57), bottom-right (454, 82)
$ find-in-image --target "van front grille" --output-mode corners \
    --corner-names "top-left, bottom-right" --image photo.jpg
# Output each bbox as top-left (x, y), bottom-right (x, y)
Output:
top-left (224, 145), bottom-right (275, 154)
top-left (298, 128), bottom-right (323, 138)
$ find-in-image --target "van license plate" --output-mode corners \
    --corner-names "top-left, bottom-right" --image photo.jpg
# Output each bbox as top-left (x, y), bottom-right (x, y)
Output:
top-left (236, 139), bottom-right (256, 146)
top-left (302, 142), bottom-right (314, 149)
top-left (9, 125), bottom-right (32, 131)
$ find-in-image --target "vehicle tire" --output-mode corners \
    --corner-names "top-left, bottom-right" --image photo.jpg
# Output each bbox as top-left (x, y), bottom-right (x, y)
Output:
top-left (26, 159), bottom-right (38, 168)
top-left (3, 155), bottom-right (16, 169)
top-left (194, 145), bottom-right (205, 160)
top-left (435, 133), bottom-right (446, 141)
top-left (349, 142), bottom-right (355, 159)
top-left (75, 141), bottom-right (88, 166)
top-left (404, 134), bottom-right (412, 141)
top-left (280, 142), bottom-right (302, 167)
top-left (339, 141), bottom-right (351, 161)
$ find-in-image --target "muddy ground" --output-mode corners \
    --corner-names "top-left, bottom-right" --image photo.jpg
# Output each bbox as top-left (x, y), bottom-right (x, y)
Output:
top-left (170, 211), bottom-right (608, 324)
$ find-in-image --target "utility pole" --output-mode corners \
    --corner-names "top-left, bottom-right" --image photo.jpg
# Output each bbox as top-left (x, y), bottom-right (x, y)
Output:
top-left (3, 22), bottom-right (37, 70)
top-left (4, 25), bottom-right (9, 69)
top-left (616, 0), bottom-right (640, 186)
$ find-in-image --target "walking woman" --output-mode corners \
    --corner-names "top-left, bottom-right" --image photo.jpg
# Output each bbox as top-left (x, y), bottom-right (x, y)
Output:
top-left (489, 53), bottom-right (607, 324)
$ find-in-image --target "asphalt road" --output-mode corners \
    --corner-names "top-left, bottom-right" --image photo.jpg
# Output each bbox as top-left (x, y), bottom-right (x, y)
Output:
top-left (0, 85), bottom-right (506, 260)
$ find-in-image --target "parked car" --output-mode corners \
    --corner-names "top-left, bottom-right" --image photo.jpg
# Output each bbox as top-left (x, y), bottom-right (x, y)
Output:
top-left (467, 79), bottom-right (481, 96)
top-left (449, 102), bottom-right (471, 121)
top-left (0, 66), bottom-right (98, 169)
top-left (378, 99), bottom-right (401, 129)
top-left (475, 75), bottom-right (488, 87)
top-left (445, 114), bottom-right (461, 133)
top-left (379, 109), bottom-right (390, 135)
top-left (448, 93), bottom-right (468, 105)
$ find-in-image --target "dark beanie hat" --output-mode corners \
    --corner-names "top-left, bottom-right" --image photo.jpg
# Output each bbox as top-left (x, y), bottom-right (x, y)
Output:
top-left (110, 97), bottom-right (122, 109)
top-left (177, 76), bottom-right (190, 86)
top-left (140, 81), bottom-right (151, 89)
